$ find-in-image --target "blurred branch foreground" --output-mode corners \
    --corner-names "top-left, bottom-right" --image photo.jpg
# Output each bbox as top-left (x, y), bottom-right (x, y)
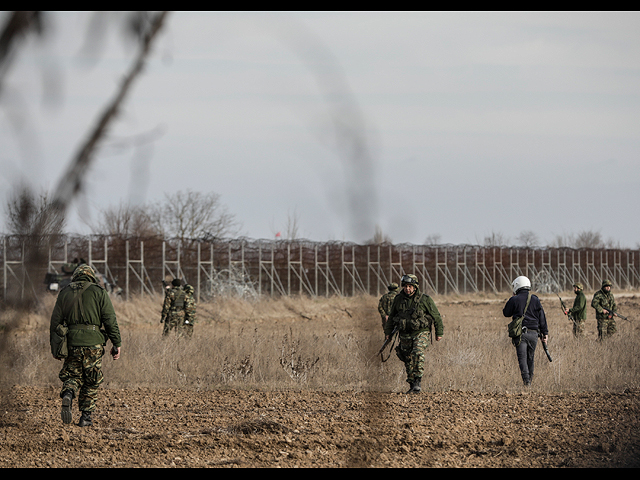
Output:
top-left (2, 235), bottom-right (640, 303)
top-left (0, 11), bottom-right (170, 308)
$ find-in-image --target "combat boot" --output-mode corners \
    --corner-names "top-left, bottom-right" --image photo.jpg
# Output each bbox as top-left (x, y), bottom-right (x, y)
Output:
top-left (78, 411), bottom-right (93, 427)
top-left (405, 380), bottom-right (414, 394)
top-left (61, 390), bottom-right (73, 424)
top-left (411, 377), bottom-right (422, 394)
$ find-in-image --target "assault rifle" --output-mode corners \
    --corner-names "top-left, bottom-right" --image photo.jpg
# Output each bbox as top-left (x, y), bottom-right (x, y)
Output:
top-left (603, 308), bottom-right (630, 322)
top-left (556, 294), bottom-right (575, 324)
top-left (538, 332), bottom-right (552, 362)
top-left (376, 325), bottom-right (399, 363)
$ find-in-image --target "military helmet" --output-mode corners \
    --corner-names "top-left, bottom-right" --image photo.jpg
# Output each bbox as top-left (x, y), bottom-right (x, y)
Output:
top-left (184, 284), bottom-right (194, 294)
top-left (401, 274), bottom-right (419, 286)
top-left (388, 282), bottom-right (399, 291)
top-left (573, 282), bottom-right (583, 291)
top-left (602, 279), bottom-right (613, 288)
top-left (172, 278), bottom-right (182, 287)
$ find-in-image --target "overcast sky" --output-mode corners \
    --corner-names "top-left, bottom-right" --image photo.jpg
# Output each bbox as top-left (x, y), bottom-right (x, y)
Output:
top-left (1, 11), bottom-right (639, 247)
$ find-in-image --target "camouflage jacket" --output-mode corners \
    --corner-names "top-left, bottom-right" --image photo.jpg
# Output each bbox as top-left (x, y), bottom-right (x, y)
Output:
top-left (184, 292), bottom-right (197, 325)
top-left (50, 274), bottom-right (121, 348)
top-left (568, 290), bottom-right (587, 320)
top-left (591, 289), bottom-right (616, 319)
top-left (385, 287), bottom-right (444, 338)
top-left (378, 289), bottom-right (399, 321)
top-left (161, 286), bottom-right (185, 317)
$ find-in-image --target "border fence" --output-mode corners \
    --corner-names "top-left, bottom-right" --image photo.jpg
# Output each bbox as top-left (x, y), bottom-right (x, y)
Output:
top-left (2, 234), bottom-right (640, 302)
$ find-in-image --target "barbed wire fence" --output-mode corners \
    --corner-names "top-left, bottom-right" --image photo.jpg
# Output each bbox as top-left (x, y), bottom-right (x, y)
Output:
top-left (2, 234), bottom-right (640, 302)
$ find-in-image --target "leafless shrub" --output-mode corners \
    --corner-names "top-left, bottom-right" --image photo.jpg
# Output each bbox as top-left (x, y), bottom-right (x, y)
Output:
top-left (279, 328), bottom-right (320, 383)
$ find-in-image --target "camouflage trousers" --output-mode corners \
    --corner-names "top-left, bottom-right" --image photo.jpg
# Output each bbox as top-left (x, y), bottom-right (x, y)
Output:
top-left (572, 319), bottom-right (586, 338)
top-left (162, 311), bottom-right (184, 336)
top-left (597, 317), bottom-right (617, 340)
top-left (179, 322), bottom-right (194, 338)
top-left (395, 330), bottom-right (430, 385)
top-left (59, 345), bottom-right (104, 412)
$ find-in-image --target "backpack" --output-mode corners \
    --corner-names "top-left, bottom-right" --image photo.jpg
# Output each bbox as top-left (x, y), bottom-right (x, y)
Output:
top-left (51, 281), bottom-right (93, 358)
top-left (508, 292), bottom-right (531, 346)
top-left (173, 288), bottom-right (186, 309)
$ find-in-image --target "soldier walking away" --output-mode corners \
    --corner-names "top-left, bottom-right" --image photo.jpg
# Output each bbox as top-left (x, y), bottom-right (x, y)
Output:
top-left (503, 276), bottom-right (549, 386)
top-left (50, 264), bottom-right (121, 427)
top-left (591, 279), bottom-right (617, 340)
top-left (378, 282), bottom-right (400, 330)
top-left (161, 278), bottom-right (186, 336)
top-left (179, 284), bottom-right (197, 337)
top-left (383, 274), bottom-right (444, 394)
top-left (565, 283), bottom-right (587, 337)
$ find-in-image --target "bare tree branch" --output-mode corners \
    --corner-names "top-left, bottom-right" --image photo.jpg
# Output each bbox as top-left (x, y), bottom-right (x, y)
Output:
top-left (51, 11), bottom-right (170, 215)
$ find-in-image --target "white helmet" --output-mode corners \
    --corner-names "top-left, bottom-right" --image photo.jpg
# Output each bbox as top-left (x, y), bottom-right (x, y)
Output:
top-left (511, 275), bottom-right (531, 294)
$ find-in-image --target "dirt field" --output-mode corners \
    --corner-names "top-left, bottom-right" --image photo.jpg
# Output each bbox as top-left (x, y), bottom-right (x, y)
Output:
top-left (1, 293), bottom-right (639, 468)
top-left (1, 385), bottom-right (639, 468)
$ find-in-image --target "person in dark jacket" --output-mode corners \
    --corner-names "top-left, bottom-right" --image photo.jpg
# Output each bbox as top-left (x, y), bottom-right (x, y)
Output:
top-left (503, 275), bottom-right (549, 386)
top-left (50, 264), bottom-right (121, 427)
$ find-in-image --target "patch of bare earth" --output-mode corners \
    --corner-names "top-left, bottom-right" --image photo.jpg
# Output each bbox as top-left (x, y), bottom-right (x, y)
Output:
top-left (1, 386), bottom-right (639, 467)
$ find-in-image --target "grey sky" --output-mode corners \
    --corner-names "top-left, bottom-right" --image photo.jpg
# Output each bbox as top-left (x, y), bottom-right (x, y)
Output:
top-left (1, 11), bottom-right (639, 246)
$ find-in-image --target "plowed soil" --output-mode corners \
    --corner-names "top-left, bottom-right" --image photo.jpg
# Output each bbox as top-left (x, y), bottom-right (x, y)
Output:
top-left (1, 295), bottom-right (640, 468)
top-left (1, 386), bottom-right (639, 468)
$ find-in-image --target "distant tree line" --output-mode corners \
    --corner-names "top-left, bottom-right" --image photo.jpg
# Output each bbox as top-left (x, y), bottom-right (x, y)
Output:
top-left (2, 184), bottom-right (634, 250)
top-left (3, 186), bottom-right (241, 244)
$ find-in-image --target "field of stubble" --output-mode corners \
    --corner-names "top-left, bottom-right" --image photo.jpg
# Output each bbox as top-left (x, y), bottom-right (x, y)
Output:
top-left (1, 291), bottom-right (639, 467)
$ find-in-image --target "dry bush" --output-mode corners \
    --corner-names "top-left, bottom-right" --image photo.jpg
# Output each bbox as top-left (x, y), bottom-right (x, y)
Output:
top-left (1, 292), bottom-right (639, 394)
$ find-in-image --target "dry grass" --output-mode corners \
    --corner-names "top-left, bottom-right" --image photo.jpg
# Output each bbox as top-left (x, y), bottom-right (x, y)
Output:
top-left (1, 291), bottom-right (639, 394)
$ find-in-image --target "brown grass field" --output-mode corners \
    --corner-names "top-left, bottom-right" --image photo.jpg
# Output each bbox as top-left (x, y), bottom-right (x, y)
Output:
top-left (1, 290), bottom-right (639, 467)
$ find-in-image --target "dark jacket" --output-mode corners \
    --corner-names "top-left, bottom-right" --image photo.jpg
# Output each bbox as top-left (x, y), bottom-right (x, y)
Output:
top-left (50, 274), bottom-right (121, 348)
top-left (503, 289), bottom-right (548, 335)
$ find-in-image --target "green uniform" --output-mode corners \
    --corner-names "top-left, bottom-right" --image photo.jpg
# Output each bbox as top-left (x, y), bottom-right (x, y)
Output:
top-left (568, 290), bottom-right (587, 337)
top-left (591, 286), bottom-right (617, 339)
top-left (378, 285), bottom-right (399, 328)
top-left (384, 287), bottom-right (444, 389)
top-left (161, 285), bottom-right (186, 336)
top-left (180, 285), bottom-right (197, 337)
top-left (50, 264), bottom-right (121, 414)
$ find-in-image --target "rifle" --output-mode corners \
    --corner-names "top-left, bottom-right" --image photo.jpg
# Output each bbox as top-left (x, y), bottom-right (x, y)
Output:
top-left (603, 308), bottom-right (630, 322)
top-left (376, 326), bottom-right (399, 363)
top-left (556, 294), bottom-right (575, 324)
top-left (539, 332), bottom-right (552, 362)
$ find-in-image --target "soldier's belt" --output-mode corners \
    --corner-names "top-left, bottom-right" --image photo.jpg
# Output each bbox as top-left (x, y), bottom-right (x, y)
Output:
top-left (68, 324), bottom-right (101, 331)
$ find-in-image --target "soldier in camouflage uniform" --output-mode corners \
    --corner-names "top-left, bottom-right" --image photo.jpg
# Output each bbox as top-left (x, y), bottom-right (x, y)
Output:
top-left (591, 279), bottom-right (617, 340)
top-left (50, 264), bottom-right (121, 427)
top-left (161, 278), bottom-right (186, 336)
top-left (565, 283), bottom-right (587, 337)
top-left (383, 274), bottom-right (444, 394)
top-left (179, 284), bottom-right (197, 337)
top-left (378, 282), bottom-right (400, 330)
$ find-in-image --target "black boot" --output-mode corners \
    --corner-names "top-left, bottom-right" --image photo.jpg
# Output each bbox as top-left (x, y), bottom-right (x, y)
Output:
top-left (78, 411), bottom-right (93, 427)
top-left (61, 390), bottom-right (73, 425)
top-left (411, 377), bottom-right (422, 393)
top-left (405, 380), bottom-right (414, 394)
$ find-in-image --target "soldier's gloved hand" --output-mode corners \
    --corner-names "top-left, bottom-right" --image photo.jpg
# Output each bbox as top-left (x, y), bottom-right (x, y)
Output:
top-left (160, 316), bottom-right (165, 324)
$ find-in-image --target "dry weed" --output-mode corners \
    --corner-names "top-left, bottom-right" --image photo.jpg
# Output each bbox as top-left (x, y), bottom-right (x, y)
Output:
top-left (1, 292), bottom-right (639, 393)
